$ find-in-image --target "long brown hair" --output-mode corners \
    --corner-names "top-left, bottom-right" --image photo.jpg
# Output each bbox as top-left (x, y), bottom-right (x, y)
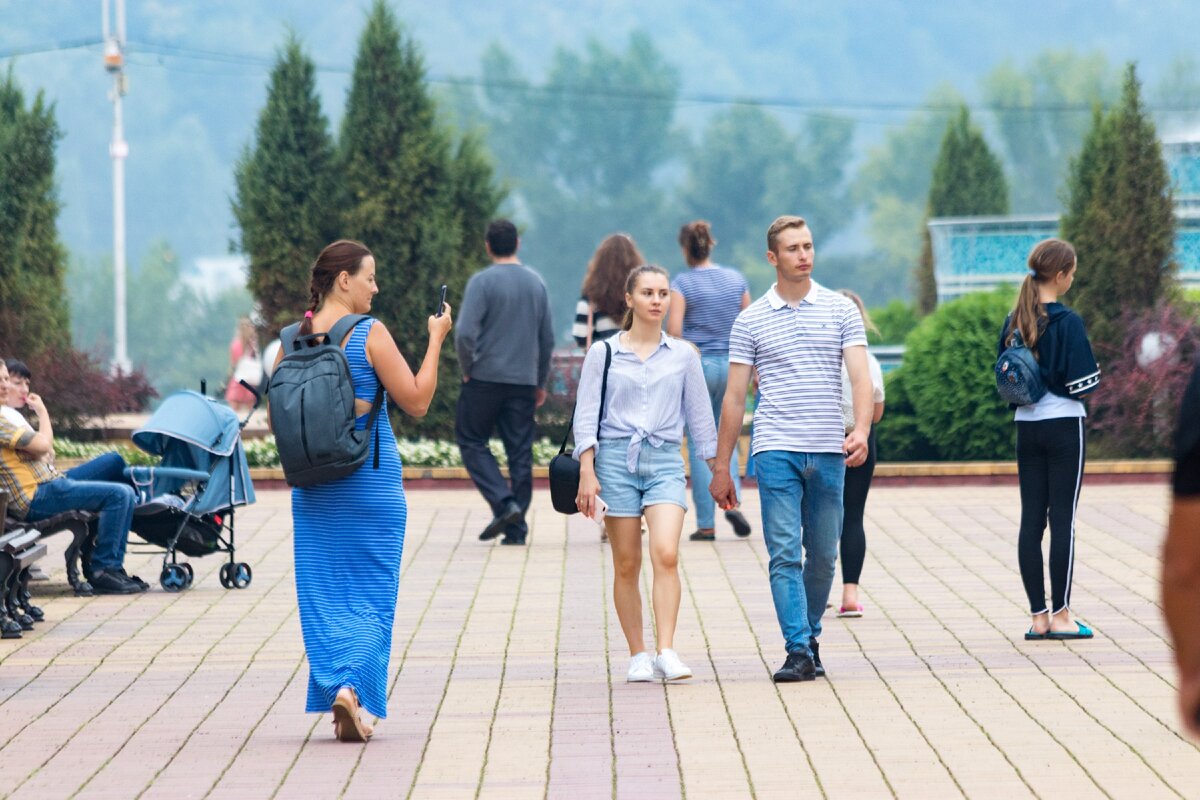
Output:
top-left (679, 220), bottom-right (716, 266)
top-left (1006, 238), bottom-right (1076, 353)
top-left (620, 264), bottom-right (670, 331)
top-left (300, 239), bottom-right (373, 337)
top-left (581, 233), bottom-right (644, 320)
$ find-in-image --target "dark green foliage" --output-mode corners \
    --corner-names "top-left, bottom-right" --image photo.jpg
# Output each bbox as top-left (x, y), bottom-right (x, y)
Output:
top-left (902, 289), bottom-right (1015, 460)
top-left (873, 368), bottom-right (938, 462)
top-left (338, 1), bottom-right (501, 437)
top-left (1061, 64), bottom-right (1176, 358)
top-left (916, 106), bottom-right (1009, 314)
top-left (0, 68), bottom-right (70, 357)
top-left (232, 34), bottom-right (339, 333)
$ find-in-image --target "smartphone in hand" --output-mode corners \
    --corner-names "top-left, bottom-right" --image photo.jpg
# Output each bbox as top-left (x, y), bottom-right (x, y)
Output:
top-left (434, 284), bottom-right (448, 317)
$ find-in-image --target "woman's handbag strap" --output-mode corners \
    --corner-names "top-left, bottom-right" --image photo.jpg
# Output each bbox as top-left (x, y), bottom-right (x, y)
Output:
top-left (557, 339), bottom-right (612, 455)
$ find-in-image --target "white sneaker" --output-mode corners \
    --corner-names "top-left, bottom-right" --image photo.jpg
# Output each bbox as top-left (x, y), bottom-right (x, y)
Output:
top-left (627, 651), bottom-right (655, 682)
top-left (653, 649), bottom-right (692, 681)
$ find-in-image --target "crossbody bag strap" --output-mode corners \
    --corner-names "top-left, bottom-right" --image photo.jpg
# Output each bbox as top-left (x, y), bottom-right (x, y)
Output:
top-left (557, 339), bottom-right (614, 455)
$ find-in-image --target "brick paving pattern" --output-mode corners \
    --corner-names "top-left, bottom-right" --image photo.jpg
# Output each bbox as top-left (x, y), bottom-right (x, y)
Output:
top-left (0, 484), bottom-right (1194, 799)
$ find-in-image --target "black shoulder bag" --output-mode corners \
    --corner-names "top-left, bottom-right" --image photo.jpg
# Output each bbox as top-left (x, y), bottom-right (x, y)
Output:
top-left (548, 340), bottom-right (612, 515)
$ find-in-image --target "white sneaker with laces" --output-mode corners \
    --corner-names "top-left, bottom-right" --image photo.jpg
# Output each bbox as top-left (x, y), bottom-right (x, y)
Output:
top-left (626, 651), bottom-right (655, 682)
top-left (653, 649), bottom-right (692, 681)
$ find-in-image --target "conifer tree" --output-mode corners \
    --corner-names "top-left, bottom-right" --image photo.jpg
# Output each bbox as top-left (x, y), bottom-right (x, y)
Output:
top-left (915, 106), bottom-right (1009, 314)
top-left (340, 1), bottom-right (500, 436)
top-left (232, 34), bottom-right (338, 333)
top-left (0, 69), bottom-right (71, 356)
top-left (1061, 64), bottom-right (1176, 356)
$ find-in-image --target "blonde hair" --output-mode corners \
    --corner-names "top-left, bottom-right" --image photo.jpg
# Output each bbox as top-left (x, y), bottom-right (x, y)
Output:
top-left (766, 215), bottom-right (808, 253)
top-left (836, 289), bottom-right (880, 337)
top-left (620, 264), bottom-right (670, 331)
top-left (1006, 238), bottom-right (1077, 353)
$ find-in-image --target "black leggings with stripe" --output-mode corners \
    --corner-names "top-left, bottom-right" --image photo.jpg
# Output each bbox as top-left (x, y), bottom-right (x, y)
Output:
top-left (1016, 417), bottom-right (1086, 615)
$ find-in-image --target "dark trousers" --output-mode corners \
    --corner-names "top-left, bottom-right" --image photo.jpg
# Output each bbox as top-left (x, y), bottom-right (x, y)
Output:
top-left (840, 429), bottom-right (876, 585)
top-left (1016, 417), bottom-right (1085, 614)
top-left (455, 380), bottom-right (536, 537)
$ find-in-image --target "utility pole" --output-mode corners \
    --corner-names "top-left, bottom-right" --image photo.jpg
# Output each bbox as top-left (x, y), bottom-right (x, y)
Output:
top-left (103, 0), bottom-right (131, 373)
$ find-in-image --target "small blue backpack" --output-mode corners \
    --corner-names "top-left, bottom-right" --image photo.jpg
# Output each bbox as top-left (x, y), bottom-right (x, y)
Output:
top-left (995, 327), bottom-right (1047, 406)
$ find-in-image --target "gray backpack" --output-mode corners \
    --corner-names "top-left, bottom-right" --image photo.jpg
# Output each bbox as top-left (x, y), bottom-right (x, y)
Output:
top-left (268, 314), bottom-right (384, 487)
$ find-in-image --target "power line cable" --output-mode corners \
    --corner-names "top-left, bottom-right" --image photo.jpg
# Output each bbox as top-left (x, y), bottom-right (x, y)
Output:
top-left (0, 36), bottom-right (104, 59)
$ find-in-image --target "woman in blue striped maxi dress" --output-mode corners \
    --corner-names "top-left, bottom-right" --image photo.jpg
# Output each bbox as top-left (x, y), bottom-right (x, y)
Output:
top-left (275, 240), bottom-right (452, 742)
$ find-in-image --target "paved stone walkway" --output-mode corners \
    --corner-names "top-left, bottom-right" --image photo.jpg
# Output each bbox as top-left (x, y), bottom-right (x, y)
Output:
top-left (0, 484), bottom-right (1194, 799)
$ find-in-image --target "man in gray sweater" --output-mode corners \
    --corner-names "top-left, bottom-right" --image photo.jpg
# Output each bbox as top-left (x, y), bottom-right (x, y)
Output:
top-left (455, 220), bottom-right (555, 545)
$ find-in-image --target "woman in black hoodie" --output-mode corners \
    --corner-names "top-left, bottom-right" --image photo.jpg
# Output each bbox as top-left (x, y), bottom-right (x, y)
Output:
top-left (999, 238), bottom-right (1100, 641)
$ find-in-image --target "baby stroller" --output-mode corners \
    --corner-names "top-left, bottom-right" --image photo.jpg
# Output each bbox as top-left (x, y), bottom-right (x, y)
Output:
top-left (125, 387), bottom-right (257, 592)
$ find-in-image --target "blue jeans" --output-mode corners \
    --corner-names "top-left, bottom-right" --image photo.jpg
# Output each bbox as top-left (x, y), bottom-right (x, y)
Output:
top-left (754, 450), bottom-right (845, 655)
top-left (26, 453), bottom-right (135, 573)
top-left (686, 354), bottom-right (741, 529)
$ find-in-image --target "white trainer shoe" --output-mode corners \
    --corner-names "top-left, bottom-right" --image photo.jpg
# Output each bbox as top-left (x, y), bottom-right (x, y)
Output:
top-left (627, 651), bottom-right (655, 682)
top-left (653, 649), bottom-right (692, 681)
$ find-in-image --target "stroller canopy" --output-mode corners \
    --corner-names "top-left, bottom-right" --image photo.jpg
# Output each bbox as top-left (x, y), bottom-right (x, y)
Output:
top-left (132, 391), bottom-right (256, 513)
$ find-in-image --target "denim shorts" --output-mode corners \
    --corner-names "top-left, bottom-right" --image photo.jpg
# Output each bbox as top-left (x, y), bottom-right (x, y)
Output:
top-left (594, 437), bottom-right (687, 517)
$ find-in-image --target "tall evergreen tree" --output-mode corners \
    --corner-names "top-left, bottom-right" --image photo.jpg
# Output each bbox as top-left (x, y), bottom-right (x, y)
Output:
top-left (1061, 64), bottom-right (1176, 356)
top-left (915, 106), bottom-right (1009, 314)
top-left (232, 34), bottom-right (338, 333)
top-left (340, 1), bottom-right (501, 436)
top-left (0, 68), bottom-right (70, 357)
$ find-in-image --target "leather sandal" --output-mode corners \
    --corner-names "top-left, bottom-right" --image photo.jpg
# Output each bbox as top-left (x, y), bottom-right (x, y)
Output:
top-left (332, 687), bottom-right (372, 742)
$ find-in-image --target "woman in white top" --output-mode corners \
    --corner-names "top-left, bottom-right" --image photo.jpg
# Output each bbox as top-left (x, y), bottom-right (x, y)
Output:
top-left (574, 265), bottom-right (718, 683)
top-left (836, 290), bottom-right (885, 618)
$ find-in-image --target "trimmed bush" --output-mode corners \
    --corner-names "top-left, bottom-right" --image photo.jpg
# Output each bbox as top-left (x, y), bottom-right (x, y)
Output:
top-left (903, 289), bottom-right (1015, 460)
top-left (873, 367), bottom-right (938, 461)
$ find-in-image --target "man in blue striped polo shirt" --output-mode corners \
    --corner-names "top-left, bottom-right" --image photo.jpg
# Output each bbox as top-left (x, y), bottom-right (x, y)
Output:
top-left (710, 215), bottom-right (874, 683)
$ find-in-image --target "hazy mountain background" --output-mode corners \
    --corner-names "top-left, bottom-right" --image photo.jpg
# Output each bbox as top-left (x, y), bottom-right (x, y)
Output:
top-left (3, 0), bottom-right (1200, 376)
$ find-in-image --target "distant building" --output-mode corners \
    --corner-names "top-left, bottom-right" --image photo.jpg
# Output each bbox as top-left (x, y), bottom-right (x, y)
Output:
top-left (929, 138), bottom-right (1200, 304)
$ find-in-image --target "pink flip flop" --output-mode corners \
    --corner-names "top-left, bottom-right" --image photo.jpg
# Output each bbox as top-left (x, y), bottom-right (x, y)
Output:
top-left (837, 604), bottom-right (864, 618)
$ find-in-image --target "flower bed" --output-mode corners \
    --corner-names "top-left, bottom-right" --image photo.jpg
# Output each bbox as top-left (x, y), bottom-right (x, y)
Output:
top-left (55, 436), bottom-right (563, 469)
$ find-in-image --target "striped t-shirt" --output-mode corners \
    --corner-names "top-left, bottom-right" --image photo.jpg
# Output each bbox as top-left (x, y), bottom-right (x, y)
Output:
top-left (571, 296), bottom-right (621, 349)
top-left (670, 265), bottom-right (748, 355)
top-left (729, 282), bottom-right (867, 455)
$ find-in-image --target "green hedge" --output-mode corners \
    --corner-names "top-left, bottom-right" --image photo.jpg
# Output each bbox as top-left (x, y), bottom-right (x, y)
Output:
top-left (897, 289), bottom-right (1015, 460)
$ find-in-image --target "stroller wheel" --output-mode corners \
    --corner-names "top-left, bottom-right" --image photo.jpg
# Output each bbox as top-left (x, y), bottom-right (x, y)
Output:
top-left (180, 562), bottom-right (195, 587)
top-left (233, 563), bottom-right (252, 589)
top-left (219, 562), bottom-right (235, 589)
top-left (160, 564), bottom-right (189, 592)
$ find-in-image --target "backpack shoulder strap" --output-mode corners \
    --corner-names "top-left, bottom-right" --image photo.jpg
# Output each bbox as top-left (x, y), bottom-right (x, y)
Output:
top-left (280, 322), bottom-right (303, 354)
top-left (327, 314), bottom-right (372, 349)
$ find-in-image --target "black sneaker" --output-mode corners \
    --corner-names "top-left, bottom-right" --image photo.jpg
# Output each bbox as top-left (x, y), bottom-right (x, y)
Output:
top-left (810, 639), bottom-right (825, 678)
top-left (479, 501), bottom-right (522, 541)
top-left (114, 568), bottom-right (150, 591)
top-left (773, 651), bottom-right (817, 683)
top-left (91, 569), bottom-right (143, 595)
top-left (725, 509), bottom-right (752, 537)
top-left (500, 533), bottom-right (527, 546)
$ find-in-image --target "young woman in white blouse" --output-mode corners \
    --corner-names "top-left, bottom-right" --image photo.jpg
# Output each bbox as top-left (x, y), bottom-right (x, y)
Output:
top-left (574, 265), bottom-right (718, 683)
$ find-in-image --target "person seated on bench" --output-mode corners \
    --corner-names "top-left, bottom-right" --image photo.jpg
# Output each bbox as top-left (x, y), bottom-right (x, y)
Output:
top-left (0, 361), bottom-right (144, 595)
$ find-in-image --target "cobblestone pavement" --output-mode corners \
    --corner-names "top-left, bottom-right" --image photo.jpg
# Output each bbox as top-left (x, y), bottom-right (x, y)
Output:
top-left (0, 484), bottom-right (1194, 799)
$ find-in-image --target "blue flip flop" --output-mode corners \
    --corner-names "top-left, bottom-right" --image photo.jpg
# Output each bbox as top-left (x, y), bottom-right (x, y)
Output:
top-left (1047, 622), bottom-right (1093, 640)
top-left (1024, 627), bottom-right (1047, 641)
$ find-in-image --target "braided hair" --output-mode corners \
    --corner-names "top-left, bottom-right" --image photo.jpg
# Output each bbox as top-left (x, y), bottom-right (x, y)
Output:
top-left (299, 239), bottom-right (373, 337)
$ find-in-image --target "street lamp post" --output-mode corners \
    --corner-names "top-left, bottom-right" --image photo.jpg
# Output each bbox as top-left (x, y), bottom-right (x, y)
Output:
top-left (103, 0), bottom-right (131, 374)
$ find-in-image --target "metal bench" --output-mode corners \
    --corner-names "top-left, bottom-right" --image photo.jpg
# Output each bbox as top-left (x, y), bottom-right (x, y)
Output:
top-left (0, 529), bottom-right (47, 638)
top-left (0, 490), bottom-right (94, 597)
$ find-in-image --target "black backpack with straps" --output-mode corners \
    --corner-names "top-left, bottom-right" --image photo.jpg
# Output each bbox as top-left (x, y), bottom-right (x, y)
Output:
top-left (268, 314), bottom-right (384, 487)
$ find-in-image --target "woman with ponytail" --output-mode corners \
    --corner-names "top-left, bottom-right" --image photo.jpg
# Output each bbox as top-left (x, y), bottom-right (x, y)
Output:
top-left (574, 265), bottom-right (717, 683)
top-left (998, 238), bottom-right (1100, 641)
top-left (275, 239), bottom-right (453, 741)
top-left (667, 220), bottom-right (753, 541)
